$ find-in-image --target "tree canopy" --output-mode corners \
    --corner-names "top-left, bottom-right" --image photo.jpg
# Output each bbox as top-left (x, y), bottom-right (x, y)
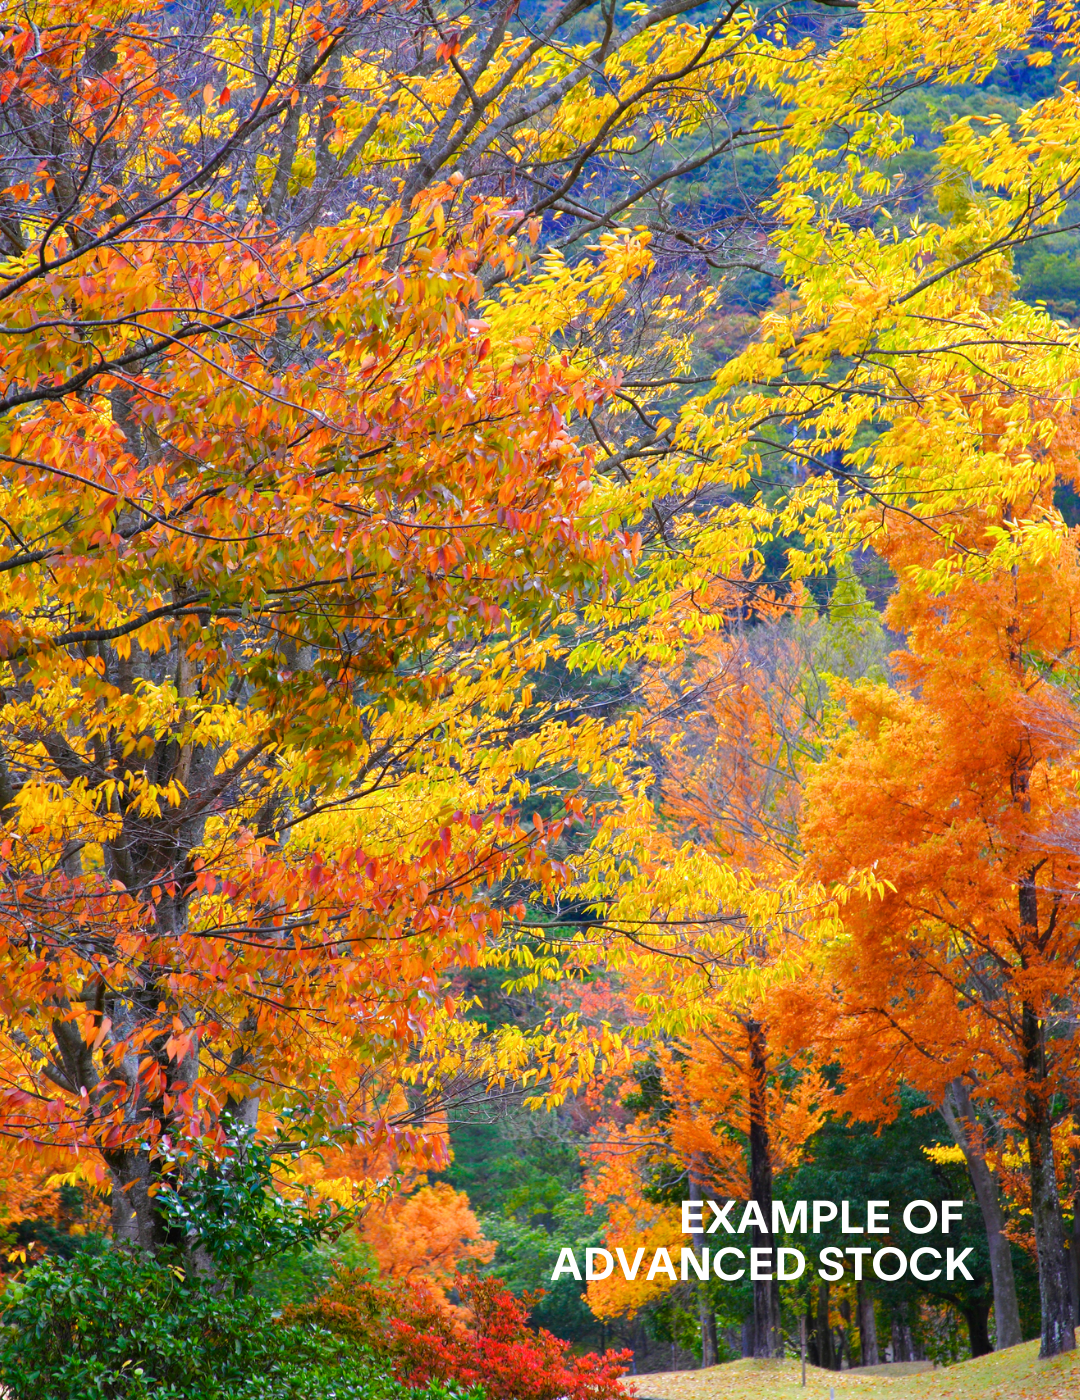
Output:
top-left (3, 0), bottom-right (1080, 1381)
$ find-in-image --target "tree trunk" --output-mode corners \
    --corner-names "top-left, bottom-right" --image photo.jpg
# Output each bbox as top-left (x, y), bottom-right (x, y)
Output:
top-left (747, 1018), bottom-right (781, 1358)
top-left (890, 1302), bottom-right (913, 1362)
top-left (857, 1279), bottom-right (879, 1366)
top-left (940, 1078), bottom-right (1022, 1349)
top-left (817, 1281), bottom-right (834, 1369)
top-left (1072, 1206), bottom-right (1080, 1329)
top-left (698, 1294), bottom-right (718, 1368)
top-left (105, 1148), bottom-right (170, 1253)
top-left (964, 1300), bottom-right (992, 1357)
top-left (806, 1292), bottom-right (820, 1367)
top-left (1073, 1200), bottom-right (1080, 1327)
top-left (837, 1295), bottom-right (852, 1368)
top-left (687, 1166), bottom-right (717, 1367)
top-left (1022, 999), bottom-right (1076, 1356)
top-left (1071, 1131), bottom-right (1080, 1326)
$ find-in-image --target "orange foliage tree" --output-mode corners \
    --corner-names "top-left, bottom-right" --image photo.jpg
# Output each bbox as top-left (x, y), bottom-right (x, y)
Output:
top-left (361, 1181), bottom-right (495, 1303)
top-left (0, 0), bottom-right (631, 1249)
top-left (800, 490), bottom-right (1080, 1356)
top-left (582, 1026), bottom-right (826, 1332)
top-left (571, 582), bottom-right (881, 1357)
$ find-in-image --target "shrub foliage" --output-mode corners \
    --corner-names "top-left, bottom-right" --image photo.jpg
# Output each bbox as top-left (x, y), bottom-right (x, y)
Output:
top-left (293, 1271), bottom-right (632, 1400)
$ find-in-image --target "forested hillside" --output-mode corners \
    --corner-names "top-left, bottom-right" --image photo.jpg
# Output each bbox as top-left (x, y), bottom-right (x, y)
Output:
top-left (1, 1), bottom-right (1080, 1396)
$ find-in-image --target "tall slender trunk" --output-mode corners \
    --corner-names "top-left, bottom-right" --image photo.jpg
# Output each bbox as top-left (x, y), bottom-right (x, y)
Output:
top-left (698, 1290), bottom-right (719, 1367)
top-left (940, 1078), bottom-right (1022, 1349)
top-left (889, 1302), bottom-right (913, 1362)
top-left (747, 1018), bottom-right (781, 1358)
top-left (837, 1296), bottom-right (852, 1367)
top-left (688, 1165), bottom-right (717, 1367)
top-left (1022, 998), bottom-right (1075, 1356)
top-left (817, 1281), bottom-right (834, 1368)
top-left (964, 1301), bottom-right (992, 1357)
top-left (857, 1279), bottom-right (879, 1366)
top-left (1070, 1129), bottom-right (1080, 1326)
top-left (1012, 751), bottom-right (1075, 1356)
top-left (1072, 1205), bottom-right (1080, 1329)
top-left (805, 1291), bottom-right (820, 1366)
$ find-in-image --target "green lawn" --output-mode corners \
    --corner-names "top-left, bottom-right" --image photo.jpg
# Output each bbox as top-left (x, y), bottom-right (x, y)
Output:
top-left (628, 1337), bottom-right (1080, 1400)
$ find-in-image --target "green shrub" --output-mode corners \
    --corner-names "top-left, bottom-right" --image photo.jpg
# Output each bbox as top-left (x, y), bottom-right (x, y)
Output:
top-left (0, 1245), bottom-right (479, 1400)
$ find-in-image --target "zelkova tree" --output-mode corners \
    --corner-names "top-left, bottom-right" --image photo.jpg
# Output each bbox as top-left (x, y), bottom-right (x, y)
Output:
top-left (546, 0), bottom-right (1078, 1235)
top-left (799, 483), bottom-right (1080, 1356)
top-left (0, 0), bottom-right (639, 1243)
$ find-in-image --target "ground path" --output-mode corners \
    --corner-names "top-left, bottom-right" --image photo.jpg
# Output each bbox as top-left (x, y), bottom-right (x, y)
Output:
top-left (626, 1338), bottom-right (1080, 1400)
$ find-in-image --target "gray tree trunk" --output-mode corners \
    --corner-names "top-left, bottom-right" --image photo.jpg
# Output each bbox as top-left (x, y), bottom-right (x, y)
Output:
top-left (817, 1281), bottom-right (834, 1369)
top-left (940, 1078), bottom-right (1022, 1349)
top-left (1021, 996), bottom-right (1076, 1357)
top-left (1070, 1132), bottom-right (1080, 1326)
top-left (747, 1018), bottom-right (782, 1357)
top-left (857, 1279), bottom-right (879, 1366)
top-left (889, 1302), bottom-right (913, 1362)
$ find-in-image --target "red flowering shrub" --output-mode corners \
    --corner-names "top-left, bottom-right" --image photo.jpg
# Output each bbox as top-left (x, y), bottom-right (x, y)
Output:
top-left (292, 1271), bottom-right (632, 1400)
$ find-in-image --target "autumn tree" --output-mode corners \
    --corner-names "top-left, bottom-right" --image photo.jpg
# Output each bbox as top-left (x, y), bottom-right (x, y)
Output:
top-left (566, 1), bottom-right (1080, 1361)
top-left (0, 0), bottom-right (1072, 1271)
top-left (561, 568), bottom-right (886, 1358)
top-left (0, 0), bottom-right (642, 1246)
top-left (362, 1182), bottom-right (495, 1304)
top-left (581, 1014), bottom-right (827, 1357)
top-left (800, 485), bottom-right (1080, 1356)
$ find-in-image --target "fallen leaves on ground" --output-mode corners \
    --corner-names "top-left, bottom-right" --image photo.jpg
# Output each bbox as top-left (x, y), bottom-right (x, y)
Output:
top-left (626, 1338), bottom-right (1080, 1400)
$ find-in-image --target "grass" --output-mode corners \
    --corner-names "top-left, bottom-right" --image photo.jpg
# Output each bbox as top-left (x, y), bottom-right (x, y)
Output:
top-left (626, 1335), bottom-right (1080, 1400)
